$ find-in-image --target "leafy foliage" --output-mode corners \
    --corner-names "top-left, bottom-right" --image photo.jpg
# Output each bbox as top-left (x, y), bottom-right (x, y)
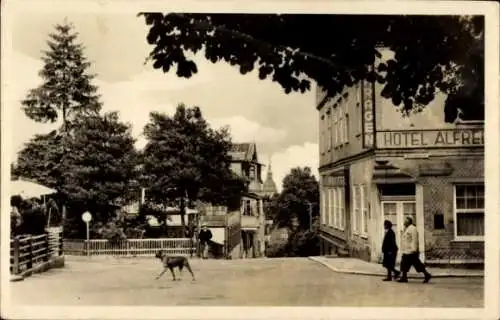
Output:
top-left (139, 13), bottom-right (484, 121)
top-left (286, 227), bottom-right (320, 257)
top-left (262, 193), bottom-right (280, 221)
top-left (271, 167), bottom-right (319, 229)
top-left (61, 112), bottom-right (138, 215)
top-left (14, 199), bottom-right (47, 236)
top-left (142, 104), bottom-right (246, 232)
top-left (14, 112), bottom-right (138, 238)
top-left (12, 130), bottom-right (65, 190)
top-left (21, 22), bottom-right (102, 128)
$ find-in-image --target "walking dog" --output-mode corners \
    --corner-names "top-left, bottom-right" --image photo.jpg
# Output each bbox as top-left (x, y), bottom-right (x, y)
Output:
top-left (155, 250), bottom-right (196, 281)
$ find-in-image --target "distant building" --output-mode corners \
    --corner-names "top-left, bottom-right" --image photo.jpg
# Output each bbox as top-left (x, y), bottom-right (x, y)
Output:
top-left (316, 49), bottom-right (484, 267)
top-left (261, 159), bottom-right (278, 197)
top-left (229, 143), bottom-right (266, 259)
top-left (199, 142), bottom-right (267, 259)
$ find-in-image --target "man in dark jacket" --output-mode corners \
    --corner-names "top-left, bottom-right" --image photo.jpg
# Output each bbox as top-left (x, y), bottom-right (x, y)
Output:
top-left (198, 223), bottom-right (212, 259)
top-left (381, 220), bottom-right (401, 281)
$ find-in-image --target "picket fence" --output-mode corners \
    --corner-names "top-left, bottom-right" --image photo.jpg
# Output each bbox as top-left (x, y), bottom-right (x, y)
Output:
top-left (10, 232), bottom-right (64, 275)
top-left (63, 238), bottom-right (197, 256)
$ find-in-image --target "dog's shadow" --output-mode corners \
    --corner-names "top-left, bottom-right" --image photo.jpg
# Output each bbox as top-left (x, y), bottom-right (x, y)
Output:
top-left (156, 279), bottom-right (197, 289)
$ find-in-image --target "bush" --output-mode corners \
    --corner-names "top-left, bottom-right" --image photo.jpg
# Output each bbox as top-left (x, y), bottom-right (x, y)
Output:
top-left (266, 242), bottom-right (288, 258)
top-left (18, 206), bottom-right (47, 235)
top-left (287, 229), bottom-right (320, 257)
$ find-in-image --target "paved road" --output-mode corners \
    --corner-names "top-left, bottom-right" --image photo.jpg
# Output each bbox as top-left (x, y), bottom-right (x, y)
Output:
top-left (10, 257), bottom-right (483, 307)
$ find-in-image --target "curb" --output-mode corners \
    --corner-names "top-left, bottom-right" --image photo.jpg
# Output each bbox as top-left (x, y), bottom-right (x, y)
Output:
top-left (308, 256), bottom-right (484, 279)
top-left (10, 275), bottom-right (24, 282)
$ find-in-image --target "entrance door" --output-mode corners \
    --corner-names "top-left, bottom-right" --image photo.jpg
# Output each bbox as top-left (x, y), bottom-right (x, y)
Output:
top-left (381, 201), bottom-right (417, 264)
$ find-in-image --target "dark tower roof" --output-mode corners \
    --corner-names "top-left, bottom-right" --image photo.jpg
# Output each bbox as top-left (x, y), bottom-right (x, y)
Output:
top-left (262, 158), bottom-right (278, 195)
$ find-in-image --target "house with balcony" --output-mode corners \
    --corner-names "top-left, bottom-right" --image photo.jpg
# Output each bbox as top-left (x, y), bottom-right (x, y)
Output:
top-left (317, 49), bottom-right (484, 267)
top-left (229, 143), bottom-right (266, 258)
top-left (198, 142), bottom-right (266, 259)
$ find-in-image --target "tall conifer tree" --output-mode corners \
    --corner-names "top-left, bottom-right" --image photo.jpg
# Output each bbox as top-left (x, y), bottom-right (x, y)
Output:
top-left (21, 22), bottom-right (102, 131)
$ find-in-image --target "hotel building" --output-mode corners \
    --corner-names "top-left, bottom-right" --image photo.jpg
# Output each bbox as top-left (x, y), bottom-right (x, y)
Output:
top-left (317, 60), bottom-right (484, 266)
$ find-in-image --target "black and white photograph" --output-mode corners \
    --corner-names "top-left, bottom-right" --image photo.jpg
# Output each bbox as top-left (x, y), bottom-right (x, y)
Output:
top-left (1, 1), bottom-right (499, 319)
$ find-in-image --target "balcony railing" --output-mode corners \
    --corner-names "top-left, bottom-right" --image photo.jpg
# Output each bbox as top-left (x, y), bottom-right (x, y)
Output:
top-left (199, 215), bottom-right (226, 227)
top-left (241, 215), bottom-right (259, 229)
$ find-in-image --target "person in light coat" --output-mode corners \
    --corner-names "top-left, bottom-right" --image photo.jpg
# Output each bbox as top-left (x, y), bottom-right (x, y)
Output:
top-left (398, 217), bottom-right (432, 283)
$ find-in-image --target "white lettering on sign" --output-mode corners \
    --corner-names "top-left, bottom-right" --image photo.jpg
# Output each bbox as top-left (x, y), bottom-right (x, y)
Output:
top-left (376, 129), bottom-right (484, 149)
top-left (362, 80), bottom-right (374, 148)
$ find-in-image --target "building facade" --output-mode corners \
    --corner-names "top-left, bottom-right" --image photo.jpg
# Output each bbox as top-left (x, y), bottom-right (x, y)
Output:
top-left (228, 143), bottom-right (266, 258)
top-left (317, 59), bottom-right (484, 266)
top-left (261, 160), bottom-right (278, 197)
top-left (200, 143), bottom-right (267, 258)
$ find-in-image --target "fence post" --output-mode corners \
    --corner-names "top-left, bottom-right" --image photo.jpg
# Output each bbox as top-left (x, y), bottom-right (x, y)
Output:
top-left (43, 234), bottom-right (50, 262)
top-left (12, 237), bottom-right (20, 275)
top-left (59, 233), bottom-right (63, 256)
top-left (85, 239), bottom-right (90, 257)
top-left (27, 236), bottom-right (33, 270)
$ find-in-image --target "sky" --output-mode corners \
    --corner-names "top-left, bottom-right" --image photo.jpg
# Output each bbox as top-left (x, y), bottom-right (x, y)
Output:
top-left (8, 13), bottom-right (319, 192)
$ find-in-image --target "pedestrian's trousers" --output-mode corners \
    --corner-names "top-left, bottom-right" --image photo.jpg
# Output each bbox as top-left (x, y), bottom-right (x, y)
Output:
top-left (200, 243), bottom-right (209, 258)
top-left (401, 252), bottom-right (425, 273)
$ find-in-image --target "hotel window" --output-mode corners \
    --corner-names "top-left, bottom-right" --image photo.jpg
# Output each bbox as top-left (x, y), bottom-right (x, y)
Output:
top-left (333, 108), bottom-right (339, 147)
top-left (334, 188), bottom-right (339, 229)
top-left (345, 102), bottom-right (350, 143)
top-left (352, 186), bottom-right (359, 234)
top-left (327, 110), bottom-right (332, 150)
top-left (331, 188), bottom-right (336, 228)
top-left (352, 185), bottom-right (365, 235)
top-left (329, 188), bottom-right (335, 227)
top-left (357, 85), bottom-right (363, 134)
top-left (454, 184), bottom-right (484, 241)
top-left (338, 108), bottom-right (344, 145)
top-left (345, 113), bottom-right (350, 144)
top-left (340, 108), bottom-right (344, 144)
top-left (321, 188), bottom-right (327, 225)
top-left (320, 114), bottom-right (325, 154)
top-left (340, 188), bottom-right (345, 230)
top-left (361, 185), bottom-right (369, 236)
top-left (337, 187), bottom-right (345, 230)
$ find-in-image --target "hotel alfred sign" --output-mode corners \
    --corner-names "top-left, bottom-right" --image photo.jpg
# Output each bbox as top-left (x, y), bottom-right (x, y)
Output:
top-left (361, 80), bottom-right (375, 148)
top-left (376, 128), bottom-right (484, 149)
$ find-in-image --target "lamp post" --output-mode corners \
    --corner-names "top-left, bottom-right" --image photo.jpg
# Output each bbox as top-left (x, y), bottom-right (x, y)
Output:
top-left (81, 211), bottom-right (92, 257)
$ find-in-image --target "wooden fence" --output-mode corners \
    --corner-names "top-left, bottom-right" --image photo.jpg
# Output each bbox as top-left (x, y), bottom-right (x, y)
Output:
top-left (10, 232), bottom-right (63, 275)
top-left (63, 238), bottom-right (196, 256)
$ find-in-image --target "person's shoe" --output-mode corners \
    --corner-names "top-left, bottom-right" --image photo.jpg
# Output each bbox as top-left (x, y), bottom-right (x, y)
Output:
top-left (393, 271), bottom-right (401, 279)
top-left (382, 277), bottom-right (392, 281)
top-left (423, 273), bottom-right (432, 283)
top-left (397, 278), bottom-right (408, 283)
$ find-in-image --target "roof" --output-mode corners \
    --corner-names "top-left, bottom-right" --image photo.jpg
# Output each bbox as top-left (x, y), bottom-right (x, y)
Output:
top-left (262, 177), bottom-right (278, 194)
top-left (262, 163), bottom-right (278, 194)
top-left (229, 143), bottom-right (260, 163)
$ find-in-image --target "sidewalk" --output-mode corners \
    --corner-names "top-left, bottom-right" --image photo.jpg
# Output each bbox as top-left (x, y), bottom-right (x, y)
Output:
top-left (308, 256), bottom-right (484, 278)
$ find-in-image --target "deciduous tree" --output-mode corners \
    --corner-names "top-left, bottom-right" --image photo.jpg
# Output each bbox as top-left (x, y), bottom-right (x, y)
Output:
top-left (142, 104), bottom-right (246, 234)
top-left (139, 13), bottom-right (483, 121)
top-left (15, 112), bottom-right (138, 238)
top-left (273, 167), bottom-right (319, 229)
top-left (12, 130), bottom-right (64, 189)
top-left (61, 112), bottom-right (138, 222)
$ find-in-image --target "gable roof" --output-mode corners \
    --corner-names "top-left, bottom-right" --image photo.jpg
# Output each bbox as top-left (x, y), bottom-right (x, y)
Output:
top-left (229, 143), bottom-right (259, 163)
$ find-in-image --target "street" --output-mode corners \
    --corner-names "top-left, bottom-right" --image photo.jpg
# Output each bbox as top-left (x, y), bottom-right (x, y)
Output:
top-left (10, 256), bottom-right (483, 307)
